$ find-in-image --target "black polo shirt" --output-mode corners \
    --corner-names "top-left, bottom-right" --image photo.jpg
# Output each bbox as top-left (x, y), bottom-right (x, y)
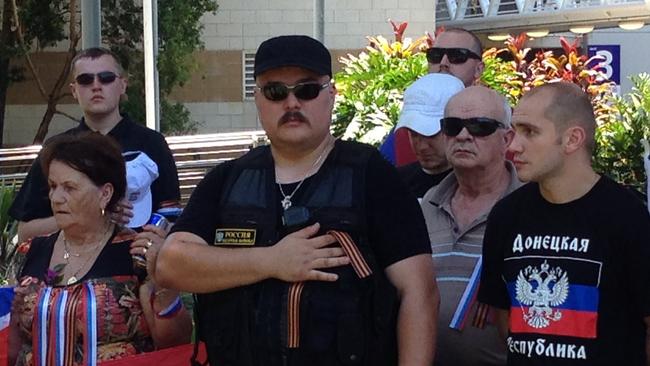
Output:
top-left (397, 162), bottom-right (450, 199)
top-left (9, 115), bottom-right (180, 222)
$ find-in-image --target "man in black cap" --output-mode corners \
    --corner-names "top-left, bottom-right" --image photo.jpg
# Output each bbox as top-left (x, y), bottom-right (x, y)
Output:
top-left (155, 35), bottom-right (438, 366)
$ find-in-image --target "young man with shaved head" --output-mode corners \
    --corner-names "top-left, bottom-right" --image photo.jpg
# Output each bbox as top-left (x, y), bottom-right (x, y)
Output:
top-left (478, 82), bottom-right (650, 365)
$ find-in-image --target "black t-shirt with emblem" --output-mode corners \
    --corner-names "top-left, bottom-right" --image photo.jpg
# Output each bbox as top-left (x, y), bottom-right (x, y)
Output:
top-left (478, 177), bottom-right (650, 366)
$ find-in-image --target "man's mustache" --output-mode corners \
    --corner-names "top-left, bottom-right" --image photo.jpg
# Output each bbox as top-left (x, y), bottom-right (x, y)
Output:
top-left (279, 111), bottom-right (308, 125)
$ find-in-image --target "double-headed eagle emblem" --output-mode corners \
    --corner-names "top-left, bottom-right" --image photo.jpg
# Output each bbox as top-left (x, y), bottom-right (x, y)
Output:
top-left (515, 260), bottom-right (570, 329)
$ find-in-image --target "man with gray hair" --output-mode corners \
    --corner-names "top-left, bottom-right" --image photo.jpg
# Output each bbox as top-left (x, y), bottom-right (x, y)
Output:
top-left (421, 86), bottom-right (520, 365)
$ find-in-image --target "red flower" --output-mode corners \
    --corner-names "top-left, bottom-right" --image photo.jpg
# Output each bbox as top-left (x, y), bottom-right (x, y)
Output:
top-left (388, 18), bottom-right (408, 43)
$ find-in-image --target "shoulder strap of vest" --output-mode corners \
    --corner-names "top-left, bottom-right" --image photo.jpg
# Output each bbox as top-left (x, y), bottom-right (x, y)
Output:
top-left (329, 140), bottom-right (375, 167)
top-left (217, 145), bottom-right (273, 206)
top-left (231, 145), bottom-right (273, 169)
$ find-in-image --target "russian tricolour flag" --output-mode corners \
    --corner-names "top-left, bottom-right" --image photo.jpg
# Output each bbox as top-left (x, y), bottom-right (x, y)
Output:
top-left (1, 286), bottom-right (15, 366)
top-left (379, 128), bottom-right (417, 167)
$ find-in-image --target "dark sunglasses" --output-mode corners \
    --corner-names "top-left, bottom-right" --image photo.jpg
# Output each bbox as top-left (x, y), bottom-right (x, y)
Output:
top-left (256, 81), bottom-right (330, 101)
top-left (441, 117), bottom-right (506, 137)
top-left (74, 71), bottom-right (119, 86)
top-left (426, 47), bottom-right (482, 64)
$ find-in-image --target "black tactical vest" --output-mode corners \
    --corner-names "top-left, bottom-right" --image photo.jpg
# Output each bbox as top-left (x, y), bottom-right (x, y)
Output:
top-left (194, 141), bottom-right (398, 366)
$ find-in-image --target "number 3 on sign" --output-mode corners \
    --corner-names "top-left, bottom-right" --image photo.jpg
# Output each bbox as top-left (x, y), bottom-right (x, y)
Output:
top-left (596, 50), bottom-right (613, 79)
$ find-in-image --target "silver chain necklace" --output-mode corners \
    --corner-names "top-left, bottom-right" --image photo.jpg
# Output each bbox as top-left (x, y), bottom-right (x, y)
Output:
top-left (62, 224), bottom-right (112, 285)
top-left (277, 139), bottom-right (333, 210)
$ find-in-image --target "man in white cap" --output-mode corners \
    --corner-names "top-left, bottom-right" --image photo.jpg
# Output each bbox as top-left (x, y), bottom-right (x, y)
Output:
top-left (396, 73), bottom-right (465, 200)
top-left (422, 86), bottom-right (520, 366)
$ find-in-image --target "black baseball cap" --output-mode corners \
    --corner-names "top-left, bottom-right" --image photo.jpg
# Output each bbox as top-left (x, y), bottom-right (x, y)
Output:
top-left (253, 35), bottom-right (332, 79)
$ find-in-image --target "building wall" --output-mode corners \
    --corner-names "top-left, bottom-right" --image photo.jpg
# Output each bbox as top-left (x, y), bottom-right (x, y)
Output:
top-left (180, 0), bottom-right (436, 136)
top-left (200, 0), bottom-right (435, 51)
top-left (589, 26), bottom-right (650, 93)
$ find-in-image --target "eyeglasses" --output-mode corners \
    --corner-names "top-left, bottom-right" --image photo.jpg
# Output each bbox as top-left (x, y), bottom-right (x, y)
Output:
top-left (426, 47), bottom-right (482, 64)
top-left (74, 71), bottom-right (119, 86)
top-left (440, 117), bottom-right (506, 137)
top-left (256, 81), bottom-right (330, 101)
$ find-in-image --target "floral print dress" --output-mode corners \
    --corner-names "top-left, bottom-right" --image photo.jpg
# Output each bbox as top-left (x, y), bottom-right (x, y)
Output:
top-left (13, 231), bottom-right (153, 366)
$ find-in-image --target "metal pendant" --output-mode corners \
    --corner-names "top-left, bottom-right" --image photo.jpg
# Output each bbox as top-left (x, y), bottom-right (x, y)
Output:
top-left (63, 252), bottom-right (70, 260)
top-left (67, 276), bottom-right (77, 285)
top-left (281, 196), bottom-right (292, 210)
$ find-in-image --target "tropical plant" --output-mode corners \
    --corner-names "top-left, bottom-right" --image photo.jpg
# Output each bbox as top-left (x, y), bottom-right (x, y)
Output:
top-left (480, 33), bottom-right (614, 114)
top-left (332, 21), bottom-right (429, 146)
top-left (593, 73), bottom-right (650, 189)
top-left (0, 181), bottom-right (18, 285)
top-left (107, 0), bottom-right (218, 136)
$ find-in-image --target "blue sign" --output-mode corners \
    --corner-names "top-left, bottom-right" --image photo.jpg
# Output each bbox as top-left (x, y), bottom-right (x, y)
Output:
top-left (588, 45), bottom-right (620, 84)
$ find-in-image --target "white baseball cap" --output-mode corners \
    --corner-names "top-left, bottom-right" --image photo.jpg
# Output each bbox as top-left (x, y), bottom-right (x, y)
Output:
top-left (396, 73), bottom-right (465, 136)
top-left (124, 151), bottom-right (159, 228)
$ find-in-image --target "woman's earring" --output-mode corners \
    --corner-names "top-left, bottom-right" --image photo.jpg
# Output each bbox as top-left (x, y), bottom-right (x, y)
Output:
top-left (101, 207), bottom-right (105, 216)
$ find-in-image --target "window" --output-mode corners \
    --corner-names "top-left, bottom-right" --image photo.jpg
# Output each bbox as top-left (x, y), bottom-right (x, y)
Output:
top-left (243, 51), bottom-right (256, 100)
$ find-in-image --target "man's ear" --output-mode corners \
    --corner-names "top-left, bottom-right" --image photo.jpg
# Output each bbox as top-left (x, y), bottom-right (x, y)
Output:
top-left (503, 128), bottom-right (515, 149)
top-left (563, 125), bottom-right (586, 154)
top-left (70, 82), bottom-right (79, 101)
top-left (474, 61), bottom-right (485, 81)
top-left (328, 81), bottom-right (337, 109)
top-left (120, 76), bottom-right (128, 94)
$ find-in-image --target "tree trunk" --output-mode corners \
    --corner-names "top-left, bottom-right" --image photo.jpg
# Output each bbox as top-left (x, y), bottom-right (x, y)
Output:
top-left (33, 103), bottom-right (56, 144)
top-left (0, 57), bottom-right (9, 148)
top-left (30, 0), bottom-right (79, 144)
top-left (0, 0), bottom-right (16, 147)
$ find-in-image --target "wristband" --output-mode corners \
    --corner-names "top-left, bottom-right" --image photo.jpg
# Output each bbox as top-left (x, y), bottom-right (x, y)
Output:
top-left (155, 295), bottom-right (183, 318)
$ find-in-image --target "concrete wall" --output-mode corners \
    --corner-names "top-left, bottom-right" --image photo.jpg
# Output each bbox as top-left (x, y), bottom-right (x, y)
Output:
top-left (200, 0), bottom-right (435, 50)
top-left (589, 26), bottom-right (650, 94)
top-left (186, 0), bottom-right (436, 135)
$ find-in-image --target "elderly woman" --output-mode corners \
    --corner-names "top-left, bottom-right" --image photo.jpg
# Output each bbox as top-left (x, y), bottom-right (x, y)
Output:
top-left (8, 133), bottom-right (191, 366)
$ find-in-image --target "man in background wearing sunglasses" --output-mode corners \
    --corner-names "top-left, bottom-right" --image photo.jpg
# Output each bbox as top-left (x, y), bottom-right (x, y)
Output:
top-left (478, 82), bottom-right (650, 366)
top-left (427, 28), bottom-right (484, 87)
top-left (9, 47), bottom-right (180, 242)
top-left (156, 35), bottom-right (438, 366)
top-left (421, 86), bottom-right (521, 366)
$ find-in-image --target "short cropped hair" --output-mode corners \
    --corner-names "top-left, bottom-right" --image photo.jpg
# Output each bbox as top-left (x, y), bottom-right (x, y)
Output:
top-left (40, 132), bottom-right (126, 212)
top-left (523, 82), bottom-right (596, 152)
top-left (71, 47), bottom-right (125, 76)
top-left (439, 28), bottom-right (483, 56)
top-left (502, 98), bottom-right (512, 128)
